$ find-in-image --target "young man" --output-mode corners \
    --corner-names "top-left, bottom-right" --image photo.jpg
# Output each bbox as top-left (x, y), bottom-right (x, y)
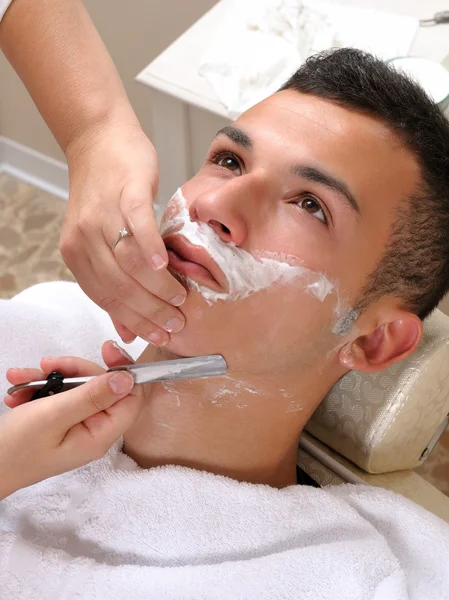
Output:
top-left (1, 49), bottom-right (449, 599)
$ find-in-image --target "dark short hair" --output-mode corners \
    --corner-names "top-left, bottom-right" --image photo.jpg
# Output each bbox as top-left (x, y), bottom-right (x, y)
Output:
top-left (280, 48), bottom-right (449, 320)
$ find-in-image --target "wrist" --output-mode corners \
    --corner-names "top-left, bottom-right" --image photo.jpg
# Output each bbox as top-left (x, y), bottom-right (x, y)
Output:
top-left (63, 100), bottom-right (142, 164)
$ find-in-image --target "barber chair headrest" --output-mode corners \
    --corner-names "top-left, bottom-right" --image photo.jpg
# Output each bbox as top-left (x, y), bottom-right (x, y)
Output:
top-left (305, 309), bottom-right (449, 473)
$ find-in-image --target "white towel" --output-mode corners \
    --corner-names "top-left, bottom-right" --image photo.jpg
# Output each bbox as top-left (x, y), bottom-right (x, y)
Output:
top-left (0, 281), bottom-right (146, 397)
top-left (1, 282), bottom-right (449, 599)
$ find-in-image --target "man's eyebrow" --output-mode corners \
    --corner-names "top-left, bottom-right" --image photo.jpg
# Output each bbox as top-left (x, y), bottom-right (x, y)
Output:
top-left (292, 165), bottom-right (361, 216)
top-left (215, 126), bottom-right (252, 150)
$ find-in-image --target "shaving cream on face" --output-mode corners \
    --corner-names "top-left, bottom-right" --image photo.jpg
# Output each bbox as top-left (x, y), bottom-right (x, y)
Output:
top-left (160, 188), bottom-right (334, 304)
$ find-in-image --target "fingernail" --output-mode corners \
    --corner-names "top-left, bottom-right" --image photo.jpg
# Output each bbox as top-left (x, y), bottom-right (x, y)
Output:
top-left (170, 294), bottom-right (186, 307)
top-left (108, 372), bottom-right (134, 394)
top-left (42, 357), bottom-right (56, 360)
top-left (109, 340), bottom-right (134, 362)
top-left (147, 331), bottom-right (168, 346)
top-left (164, 317), bottom-right (184, 333)
top-left (152, 253), bottom-right (167, 270)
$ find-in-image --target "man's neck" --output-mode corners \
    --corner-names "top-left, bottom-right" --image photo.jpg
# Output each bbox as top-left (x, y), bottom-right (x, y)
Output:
top-left (123, 346), bottom-right (330, 488)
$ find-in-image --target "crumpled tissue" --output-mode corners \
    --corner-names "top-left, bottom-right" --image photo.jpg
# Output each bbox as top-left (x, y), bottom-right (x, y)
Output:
top-left (199, 0), bottom-right (418, 117)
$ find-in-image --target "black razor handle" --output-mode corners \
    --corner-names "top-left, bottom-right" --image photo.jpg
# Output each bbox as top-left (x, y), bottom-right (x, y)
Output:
top-left (30, 371), bottom-right (65, 400)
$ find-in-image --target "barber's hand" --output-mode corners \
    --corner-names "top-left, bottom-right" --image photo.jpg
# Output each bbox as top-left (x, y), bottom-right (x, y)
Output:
top-left (0, 341), bottom-right (140, 500)
top-left (60, 124), bottom-right (187, 346)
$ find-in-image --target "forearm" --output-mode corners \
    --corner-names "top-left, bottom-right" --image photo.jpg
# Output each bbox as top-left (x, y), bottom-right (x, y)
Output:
top-left (0, 0), bottom-right (140, 155)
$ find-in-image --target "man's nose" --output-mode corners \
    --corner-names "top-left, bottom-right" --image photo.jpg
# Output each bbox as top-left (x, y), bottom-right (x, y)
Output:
top-left (189, 176), bottom-right (264, 246)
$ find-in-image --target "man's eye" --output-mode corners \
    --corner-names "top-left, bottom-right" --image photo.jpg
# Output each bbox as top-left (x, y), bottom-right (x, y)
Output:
top-left (297, 195), bottom-right (327, 224)
top-left (213, 152), bottom-right (242, 173)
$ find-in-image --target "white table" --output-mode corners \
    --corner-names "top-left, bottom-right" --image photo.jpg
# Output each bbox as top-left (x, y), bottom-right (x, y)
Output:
top-left (136, 0), bottom-right (449, 209)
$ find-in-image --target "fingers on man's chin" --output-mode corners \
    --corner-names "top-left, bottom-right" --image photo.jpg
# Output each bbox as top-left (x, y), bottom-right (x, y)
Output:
top-left (119, 331), bottom-right (137, 344)
top-left (111, 320), bottom-right (136, 343)
top-left (103, 340), bottom-right (134, 364)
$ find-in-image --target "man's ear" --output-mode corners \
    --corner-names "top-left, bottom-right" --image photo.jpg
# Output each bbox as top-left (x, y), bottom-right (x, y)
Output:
top-left (338, 311), bottom-right (423, 373)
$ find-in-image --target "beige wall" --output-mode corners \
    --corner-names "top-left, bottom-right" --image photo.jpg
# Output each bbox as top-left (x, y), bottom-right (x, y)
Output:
top-left (0, 0), bottom-right (215, 161)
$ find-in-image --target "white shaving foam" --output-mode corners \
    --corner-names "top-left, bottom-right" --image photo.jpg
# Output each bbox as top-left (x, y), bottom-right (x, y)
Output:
top-left (160, 189), bottom-right (334, 304)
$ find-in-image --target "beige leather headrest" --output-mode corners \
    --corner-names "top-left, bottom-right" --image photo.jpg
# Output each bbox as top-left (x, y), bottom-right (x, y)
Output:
top-left (305, 309), bottom-right (449, 473)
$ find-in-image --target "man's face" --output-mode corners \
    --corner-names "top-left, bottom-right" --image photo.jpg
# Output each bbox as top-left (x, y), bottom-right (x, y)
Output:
top-left (160, 90), bottom-right (419, 376)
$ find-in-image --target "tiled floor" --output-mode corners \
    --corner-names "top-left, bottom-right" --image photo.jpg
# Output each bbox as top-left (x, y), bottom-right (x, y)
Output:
top-left (0, 173), bottom-right (448, 496)
top-left (0, 173), bottom-right (74, 296)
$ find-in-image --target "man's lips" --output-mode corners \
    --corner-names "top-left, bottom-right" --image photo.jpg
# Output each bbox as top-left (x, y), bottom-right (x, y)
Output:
top-left (163, 234), bottom-right (228, 293)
